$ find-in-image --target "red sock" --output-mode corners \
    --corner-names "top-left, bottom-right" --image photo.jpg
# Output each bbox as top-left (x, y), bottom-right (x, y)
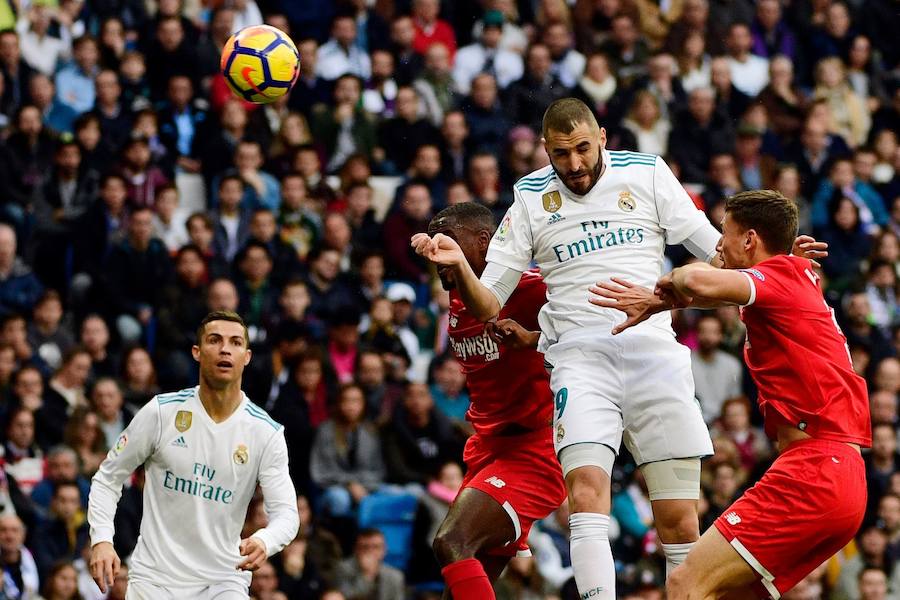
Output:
top-left (442, 558), bottom-right (495, 599)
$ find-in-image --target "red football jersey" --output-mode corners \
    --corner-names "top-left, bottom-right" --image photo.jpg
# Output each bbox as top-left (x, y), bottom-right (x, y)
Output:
top-left (738, 255), bottom-right (872, 447)
top-left (448, 271), bottom-right (553, 436)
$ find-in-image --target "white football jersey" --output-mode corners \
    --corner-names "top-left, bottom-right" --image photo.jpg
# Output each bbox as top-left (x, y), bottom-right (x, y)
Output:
top-left (486, 149), bottom-right (719, 349)
top-left (88, 387), bottom-right (299, 589)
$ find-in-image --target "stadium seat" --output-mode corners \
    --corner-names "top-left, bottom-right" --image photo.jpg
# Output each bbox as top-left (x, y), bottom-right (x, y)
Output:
top-left (357, 490), bottom-right (419, 571)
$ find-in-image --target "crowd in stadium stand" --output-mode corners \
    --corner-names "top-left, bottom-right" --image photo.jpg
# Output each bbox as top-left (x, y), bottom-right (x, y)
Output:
top-left (0, 0), bottom-right (898, 598)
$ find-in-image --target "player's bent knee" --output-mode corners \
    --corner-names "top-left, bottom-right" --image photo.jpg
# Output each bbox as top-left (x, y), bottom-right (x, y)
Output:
top-left (432, 528), bottom-right (475, 566)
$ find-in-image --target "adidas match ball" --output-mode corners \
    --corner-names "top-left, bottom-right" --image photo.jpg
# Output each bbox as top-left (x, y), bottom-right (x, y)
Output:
top-left (221, 25), bottom-right (300, 104)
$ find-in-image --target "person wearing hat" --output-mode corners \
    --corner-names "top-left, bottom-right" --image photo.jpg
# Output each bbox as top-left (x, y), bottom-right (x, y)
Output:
top-left (452, 10), bottom-right (523, 95)
top-left (384, 282), bottom-right (420, 362)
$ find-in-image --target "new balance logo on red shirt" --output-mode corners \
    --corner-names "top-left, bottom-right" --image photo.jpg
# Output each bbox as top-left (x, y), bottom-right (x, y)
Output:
top-left (724, 512), bottom-right (741, 525)
top-left (484, 476), bottom-right (506, 489)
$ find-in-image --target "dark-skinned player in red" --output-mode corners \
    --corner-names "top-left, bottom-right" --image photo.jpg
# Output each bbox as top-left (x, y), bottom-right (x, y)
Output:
top-left (427, 202), bottom-right (566, 599)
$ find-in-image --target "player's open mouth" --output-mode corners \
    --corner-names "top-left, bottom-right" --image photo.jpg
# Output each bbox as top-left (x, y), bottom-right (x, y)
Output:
top-left (216, 361), bottom-right (233, 369)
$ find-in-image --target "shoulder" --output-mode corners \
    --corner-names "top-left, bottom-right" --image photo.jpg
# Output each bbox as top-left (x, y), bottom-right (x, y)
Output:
top-left (155, 388), bottom-right (195, 408)
top-left (241, 400), bottom-right (283, 434)
top-left (606, 150), bottom-right (660, 171)
top-left (513, 166), bottom-right (556, 197)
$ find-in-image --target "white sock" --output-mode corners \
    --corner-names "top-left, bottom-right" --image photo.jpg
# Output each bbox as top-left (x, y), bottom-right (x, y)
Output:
top-left (569, 512), bottom-right (616, 600)
top-left (661, 541), bottom-right (694, 578)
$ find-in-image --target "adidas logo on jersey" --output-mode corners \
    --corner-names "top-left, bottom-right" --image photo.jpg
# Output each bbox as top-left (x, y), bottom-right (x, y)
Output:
top-left (547, 212), bottom-right (565, 225)
top-left (171, 436), bottom-right (188, 449)
top-left (724, 511), bottom-right (741, 525)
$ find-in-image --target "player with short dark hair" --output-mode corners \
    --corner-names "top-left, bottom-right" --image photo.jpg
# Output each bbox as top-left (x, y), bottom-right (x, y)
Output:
top-left (427, 202), bottom-right (565, 599)
top-left (592, 189), bottom-right (869, 599)
top-left (88, 311), bottom-right (299, 599)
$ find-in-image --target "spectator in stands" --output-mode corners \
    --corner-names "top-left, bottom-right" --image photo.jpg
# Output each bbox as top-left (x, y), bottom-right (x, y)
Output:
top-left (388, 15), bottom-right (424, 86)
top-left (5, 104), bottom-right (56, 215)
top-left (30, 445), bottom-right (89, 510)
top-left (273, 533), bottom-right (325, 598)
top-left (867, 423), bottom-right (900, 514)
top-left (378, 86), bottom-right (441, 175)
top-left (90, 69), bottom-right (131, 155)
top-left (54, 36), bottom-right (99, 115)
top-left (151, 185), bottom-right (189, 253)
top-left (26, 291), bottom-right (72, 373)
top-left (35, 139), bottom-right (99, 234)
top-left (311, 74), bottom-right (376, 173)
top-left (690, 314), bottom-right (743, 423)
top-left (623, 90), bottom-right (671, 157)
top-left (31, 481), bottom-right (88, 579)
top-left (157, 75), bottom-right (207, 176)
top-left (234, 241), bottom-right (278, 343)
top-left (90, 377), bottom-right (133, 450)
top-left (316, 13), bottom-right (371, 82)
top-left (0, 225), bottom-right (42, 320)
top-left (599, 13), bottom-right (650, 87)
top-left (0, 30), bottom-right (35, 116)
top-left (832, 525), bottom-right (898, 600)
top-left (186, 212), bottom-right (228, 279)
top-left (842, 293), bottom-right (894, 364)
top-left (1, 407), bottom-right (44, 495)
top-left (757, 56), bottom-right (808, 143)
top-left (334, 529), bottom-right (405, 600)
top-left (79, 315), bottom-right (116, 381)
top-left (749, 0), bottom-right (797, 60)
top-left (36, 347), bottom-right (91, 449)
top-left (816, 191), bottom-right (874, 291)
top-left (809, 1), bottom-right (855, 66)
top-left (382, 183), bottom-right (432, 283)
top-left (669, 86), bottom-right (735, 184)
top-left (310, 383), bottom-right (385, 518)
top-left (104, 206), bottom-right (172, 343)
top-left (0, 514), bottom-right (40, 599)
top-left (814, 57), bottom-right (872, 148)
top-left (290, 38), bottom-right (331, 118)
top-left (1, 315), bottom-right (47, 378)
top-left (413, 43), bottom-right (457, 128)
top-left (212, 175), bottom-right (251, 263)
top-left (120, 346), bottom-right (159, 408)
top-left (439, 111), bottom-right (470, 183)
top-left (382, 382), bottom-right (462, 486)
top-left (543, 22), bottom-right (586, 89)
top-left (411, 0), bottom-right (456, 57)
top-left (453, 11), bottom-right (522, 97)
top-left (857, 567), bottom-right (890, 600)
top-left (724, 22), bottom-right (769, 97)
top-left (428, 354), bottom-right (469, 423)
top-left (144, 17), bottom-right (201, 99)
top-left (118, 134), bottom-right (169, 210)
top-left (62, 406), bottom-right (105, 477)
top-left (304, 247), bottom-right (360, 320)
top-left (710, 55), bottom-right (751, 122)
top-left (505, 43), bottom-right (569, 132)
top-left (463, 72), bottom-right (513, 155)
top-left (28, 74), bottom-right (77, 136)
top-left (786, 116), bottom-right (851, 200)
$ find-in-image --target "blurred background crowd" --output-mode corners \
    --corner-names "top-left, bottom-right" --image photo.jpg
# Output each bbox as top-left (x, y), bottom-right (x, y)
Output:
top-left (0, 0), bottom-right (897, 598)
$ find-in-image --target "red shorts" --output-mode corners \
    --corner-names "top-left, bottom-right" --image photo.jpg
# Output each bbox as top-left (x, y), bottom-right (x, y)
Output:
top-left (714, 439), bottom-right (866, 598)
top-left (458, 427), bottom-right (567, 557)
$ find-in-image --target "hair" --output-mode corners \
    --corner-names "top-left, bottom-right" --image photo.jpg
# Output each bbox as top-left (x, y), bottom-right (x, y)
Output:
top-left (175, 243), bottom-right (205, 263)
top-left (196, 311), bottom-right (249, 346)
top-left (154, 183), bottom-right (178, 200)
top-left (186, 211), bottom-right (213, 231)
top-left (100, 172), bottom-right (127, 188)
top-left (63, 406), bottom-right (106, 455)
top-left (429, 202), bottom-right (497, 236)
top-left (541, 98), bottom-right (599, 139)
top-left (723, 190), bottom-right (798, 254)
top-left (218, 173), bottom-right (245, 190)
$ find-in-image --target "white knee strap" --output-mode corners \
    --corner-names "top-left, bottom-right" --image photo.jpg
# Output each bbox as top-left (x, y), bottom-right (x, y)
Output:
top-left (640, 458), bottom-right (701, 501)
top-left (559, 443), bottom-right (617, 478)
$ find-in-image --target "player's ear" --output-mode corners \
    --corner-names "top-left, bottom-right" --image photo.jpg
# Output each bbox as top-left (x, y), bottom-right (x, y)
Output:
top-left (243, 348), bottom-right (252, 365)
top-left (191, 344), bottom-right (200, 362)
top-left (598, 126), bottom-right (607, 149)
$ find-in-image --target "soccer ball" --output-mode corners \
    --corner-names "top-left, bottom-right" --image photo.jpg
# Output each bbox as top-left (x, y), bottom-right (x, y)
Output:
top-left (221, 25), bottom-right (300, 104)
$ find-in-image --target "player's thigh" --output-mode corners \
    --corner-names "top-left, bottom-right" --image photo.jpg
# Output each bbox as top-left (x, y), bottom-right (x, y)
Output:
top-left (125, 580), bottom-right (179, 600)
top-left (205, 581), bottom-right (250, 600)
top-left (434, 487), bottom-right (517, 561)
top-left (667, 525), bottom-right (758, 598)
top-left (620, 333), bottom-right (712, 464)
top-left (545, 340), bottom-right (625, 456)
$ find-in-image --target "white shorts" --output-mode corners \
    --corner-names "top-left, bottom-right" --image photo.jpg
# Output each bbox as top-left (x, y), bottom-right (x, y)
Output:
top-left (545, 327), bottom-right (713, 465)
top-left (126, 579), bottom-right (249, 600)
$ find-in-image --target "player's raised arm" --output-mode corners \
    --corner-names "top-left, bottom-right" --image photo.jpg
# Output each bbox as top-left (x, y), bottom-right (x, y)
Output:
top-left (239, 428), bottom-right (299, 571)
top-left (87, 400), bottom-right (159, 592)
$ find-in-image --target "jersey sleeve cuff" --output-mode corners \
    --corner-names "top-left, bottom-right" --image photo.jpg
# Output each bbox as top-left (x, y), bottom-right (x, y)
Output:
top-left (739, 272), bottom-right (757, 306)
top-left (90, 527), bottom-right (115, 546)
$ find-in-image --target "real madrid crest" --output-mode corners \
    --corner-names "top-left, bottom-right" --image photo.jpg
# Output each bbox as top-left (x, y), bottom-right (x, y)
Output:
top-left (556, 423), bottom-right (565, 444)
top-left (618, 190), bottom-right (636, 212)
top-left (542, 190), bottom-right (562, 213)
top-left (175, 410), bottom-right (192, 432)
top-left (233, 444), bottom-right (249, 465)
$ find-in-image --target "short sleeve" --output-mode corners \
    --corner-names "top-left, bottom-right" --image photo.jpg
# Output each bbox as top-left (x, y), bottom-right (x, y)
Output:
top-left (485, 192), bottom-right (533, 272)
top-left (654, 156), bottom-right (711, 245)
top-left (507, 272), bottom-right (547, 331)
top-left (738, 262), bottom-right (794, 308)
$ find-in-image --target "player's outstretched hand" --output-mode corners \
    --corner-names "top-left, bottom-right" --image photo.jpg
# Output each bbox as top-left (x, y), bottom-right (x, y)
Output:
top-left (589, 277), bottom-right (672, 335)
top-left (410, 233), bottom-right (465, 267)
top-left (89, 541), bottom-right (121, 594)
top-left (237, 536), bottom-right (267, 571)
top-left (792, 234), bottom-right (828, 268)
top-left (487, 318), bottom-right (541, 349)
